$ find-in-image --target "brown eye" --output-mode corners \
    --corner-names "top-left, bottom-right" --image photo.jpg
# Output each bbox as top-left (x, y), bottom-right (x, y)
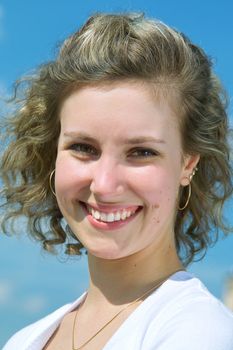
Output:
top-left (69, 143), bottom-right (99, 157)
top-left (129, 148), bottom-right (158, 158)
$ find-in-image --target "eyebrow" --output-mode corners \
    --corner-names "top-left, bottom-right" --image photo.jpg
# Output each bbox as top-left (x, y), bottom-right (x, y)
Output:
top-left (63, 132), bottom-right (166, 145)
top-left (63, 132), bottom-right (97, 143)
top-left (123, 136), bottom-right (166, 145)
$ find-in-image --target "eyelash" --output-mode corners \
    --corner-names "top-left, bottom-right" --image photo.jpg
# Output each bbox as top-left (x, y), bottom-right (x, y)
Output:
top-left (69, 143), bottom-right (98, 157)
top-left (129, 148), bottom-right (159, 158)
top-left (68, 143), bottom-right (159, 160)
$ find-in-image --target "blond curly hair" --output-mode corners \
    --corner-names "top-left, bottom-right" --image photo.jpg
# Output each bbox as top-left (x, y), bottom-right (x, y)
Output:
top-left (1, 13), bottom-right (232, 265)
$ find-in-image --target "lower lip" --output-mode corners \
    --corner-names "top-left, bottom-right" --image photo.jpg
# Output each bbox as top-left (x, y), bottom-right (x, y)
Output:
top-left (80, 203), bottom-right (142, 231)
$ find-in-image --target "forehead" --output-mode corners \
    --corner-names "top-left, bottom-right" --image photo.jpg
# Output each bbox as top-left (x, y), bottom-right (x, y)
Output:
top-left (59, 81), bottom-right (181, 142)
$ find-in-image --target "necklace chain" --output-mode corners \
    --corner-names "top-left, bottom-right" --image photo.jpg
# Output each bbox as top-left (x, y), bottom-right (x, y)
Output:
top-left (72, 268), bottom-right (185, 350)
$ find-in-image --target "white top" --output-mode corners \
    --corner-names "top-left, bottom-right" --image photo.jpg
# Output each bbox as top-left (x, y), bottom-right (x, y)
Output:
top-left (3, 271), bottom-right (233, 350)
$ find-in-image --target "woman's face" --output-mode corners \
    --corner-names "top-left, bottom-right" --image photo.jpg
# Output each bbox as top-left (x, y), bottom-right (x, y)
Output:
top-left (55, 82), bottom-right (196, 260)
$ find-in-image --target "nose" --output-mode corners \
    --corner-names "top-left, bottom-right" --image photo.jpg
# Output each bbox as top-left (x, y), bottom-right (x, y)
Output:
top-left (90, 156), bottom-right (125, 198)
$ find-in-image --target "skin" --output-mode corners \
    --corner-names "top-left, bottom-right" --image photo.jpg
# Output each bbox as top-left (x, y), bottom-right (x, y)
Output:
top-left (48, 81), bottom-right (199, 349)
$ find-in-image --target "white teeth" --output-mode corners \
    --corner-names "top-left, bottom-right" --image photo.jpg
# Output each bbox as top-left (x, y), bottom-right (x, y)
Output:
top-left (121, 210), bottom-right (127, 220)
top-left (114, 211), bottom-right (121, 221)
top-left (92, 210), bottom-right (100, 220)
top-left (100, 213), bottom-right (107, 221)
top-left (106, 213), bottom-right (115, 222)
top-left (86, 205), bottom-right (138, 223)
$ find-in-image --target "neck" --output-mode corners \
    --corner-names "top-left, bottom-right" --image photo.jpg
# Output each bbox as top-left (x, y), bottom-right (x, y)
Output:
top-left (86, 240), bottom-right (184, 306)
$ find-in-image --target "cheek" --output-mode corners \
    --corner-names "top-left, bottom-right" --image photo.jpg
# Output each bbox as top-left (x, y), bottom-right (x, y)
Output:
top-left (130, 167), bottom-right (178, 206)
top-left (54, 155), bottom-right (89, 198)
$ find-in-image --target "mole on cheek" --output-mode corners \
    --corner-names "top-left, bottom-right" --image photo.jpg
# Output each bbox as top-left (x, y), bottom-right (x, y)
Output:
top-left (152, 217), bottom-right (160, 224)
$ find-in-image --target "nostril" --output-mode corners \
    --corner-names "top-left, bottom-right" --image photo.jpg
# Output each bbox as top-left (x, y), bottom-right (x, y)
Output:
top-left (90, 168), bottom-right (125, 196)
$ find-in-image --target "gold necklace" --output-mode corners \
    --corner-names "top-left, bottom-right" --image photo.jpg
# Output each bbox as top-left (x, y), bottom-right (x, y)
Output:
top-left (72, 268), bottom-right (185, 350)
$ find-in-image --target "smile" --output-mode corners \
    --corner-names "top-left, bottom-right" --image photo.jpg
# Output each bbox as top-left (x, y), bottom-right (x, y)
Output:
top-left (80, 201), bottom-right (142, 229)
top-left (87, 205), bottom-right (138, 223)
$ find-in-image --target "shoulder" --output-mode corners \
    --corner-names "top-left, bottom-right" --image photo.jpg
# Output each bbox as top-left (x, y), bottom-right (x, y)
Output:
top-left (177, 293), bottom-right (233, 334)
top-left (2, 293), bottom-right (86, 350)
top-left (163, 297), bottom-right (233, 349)
top-left (171, 272), bottom-right (233, 341)
top-left (145, 271), bottom-right (233, 349)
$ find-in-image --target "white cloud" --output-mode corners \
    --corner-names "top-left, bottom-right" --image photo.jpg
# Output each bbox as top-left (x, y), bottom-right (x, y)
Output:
top-left (0, 81), bottom-right (12, 117)
top-left (0, 81), bottom-right (8, 96)
top-left (21, 295), bottom-right (48, 314)
top-left (0, 280), bottom-right (12, 305)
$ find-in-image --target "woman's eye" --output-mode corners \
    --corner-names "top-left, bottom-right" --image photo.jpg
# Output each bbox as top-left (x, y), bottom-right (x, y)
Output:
top-left (69, 143), bottom-right (98, 157)
top-left (129, 148), bottom-right (159, 158)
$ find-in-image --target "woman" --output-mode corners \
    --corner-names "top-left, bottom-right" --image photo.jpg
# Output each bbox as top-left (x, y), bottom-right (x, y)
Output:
top-left (2, 13), bottom-right (233, 350)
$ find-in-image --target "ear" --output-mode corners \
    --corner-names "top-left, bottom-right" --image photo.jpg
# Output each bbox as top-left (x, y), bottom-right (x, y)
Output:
top-left (180, 154), bottom-right (200, 186)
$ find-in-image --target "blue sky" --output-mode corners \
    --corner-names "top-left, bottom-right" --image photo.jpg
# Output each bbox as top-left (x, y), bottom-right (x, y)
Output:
top-left (0, 0), bottom-right (233, 346)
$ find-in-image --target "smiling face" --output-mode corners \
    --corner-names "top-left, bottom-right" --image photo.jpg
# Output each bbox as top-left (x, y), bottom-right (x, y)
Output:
top-left (55, 82), bottom-right (196, 260)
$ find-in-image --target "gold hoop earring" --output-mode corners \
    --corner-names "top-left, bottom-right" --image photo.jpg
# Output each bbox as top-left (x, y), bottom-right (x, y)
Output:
top-left (178, 182), bottom-right (191, 211)
top-left (190, 166), bottom-right (198, 181)
top-left (178, 166), bottom-right (198, 211)
top-left (49, 169), bottom-right (56, 196)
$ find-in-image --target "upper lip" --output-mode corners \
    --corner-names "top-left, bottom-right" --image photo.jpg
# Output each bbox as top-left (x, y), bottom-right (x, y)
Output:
top-left (80, 201), bottom-right (142, 213)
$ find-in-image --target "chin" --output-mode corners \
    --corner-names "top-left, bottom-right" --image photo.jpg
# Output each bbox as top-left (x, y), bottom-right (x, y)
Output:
top-left (87, 246), bottom-right (127, 260)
